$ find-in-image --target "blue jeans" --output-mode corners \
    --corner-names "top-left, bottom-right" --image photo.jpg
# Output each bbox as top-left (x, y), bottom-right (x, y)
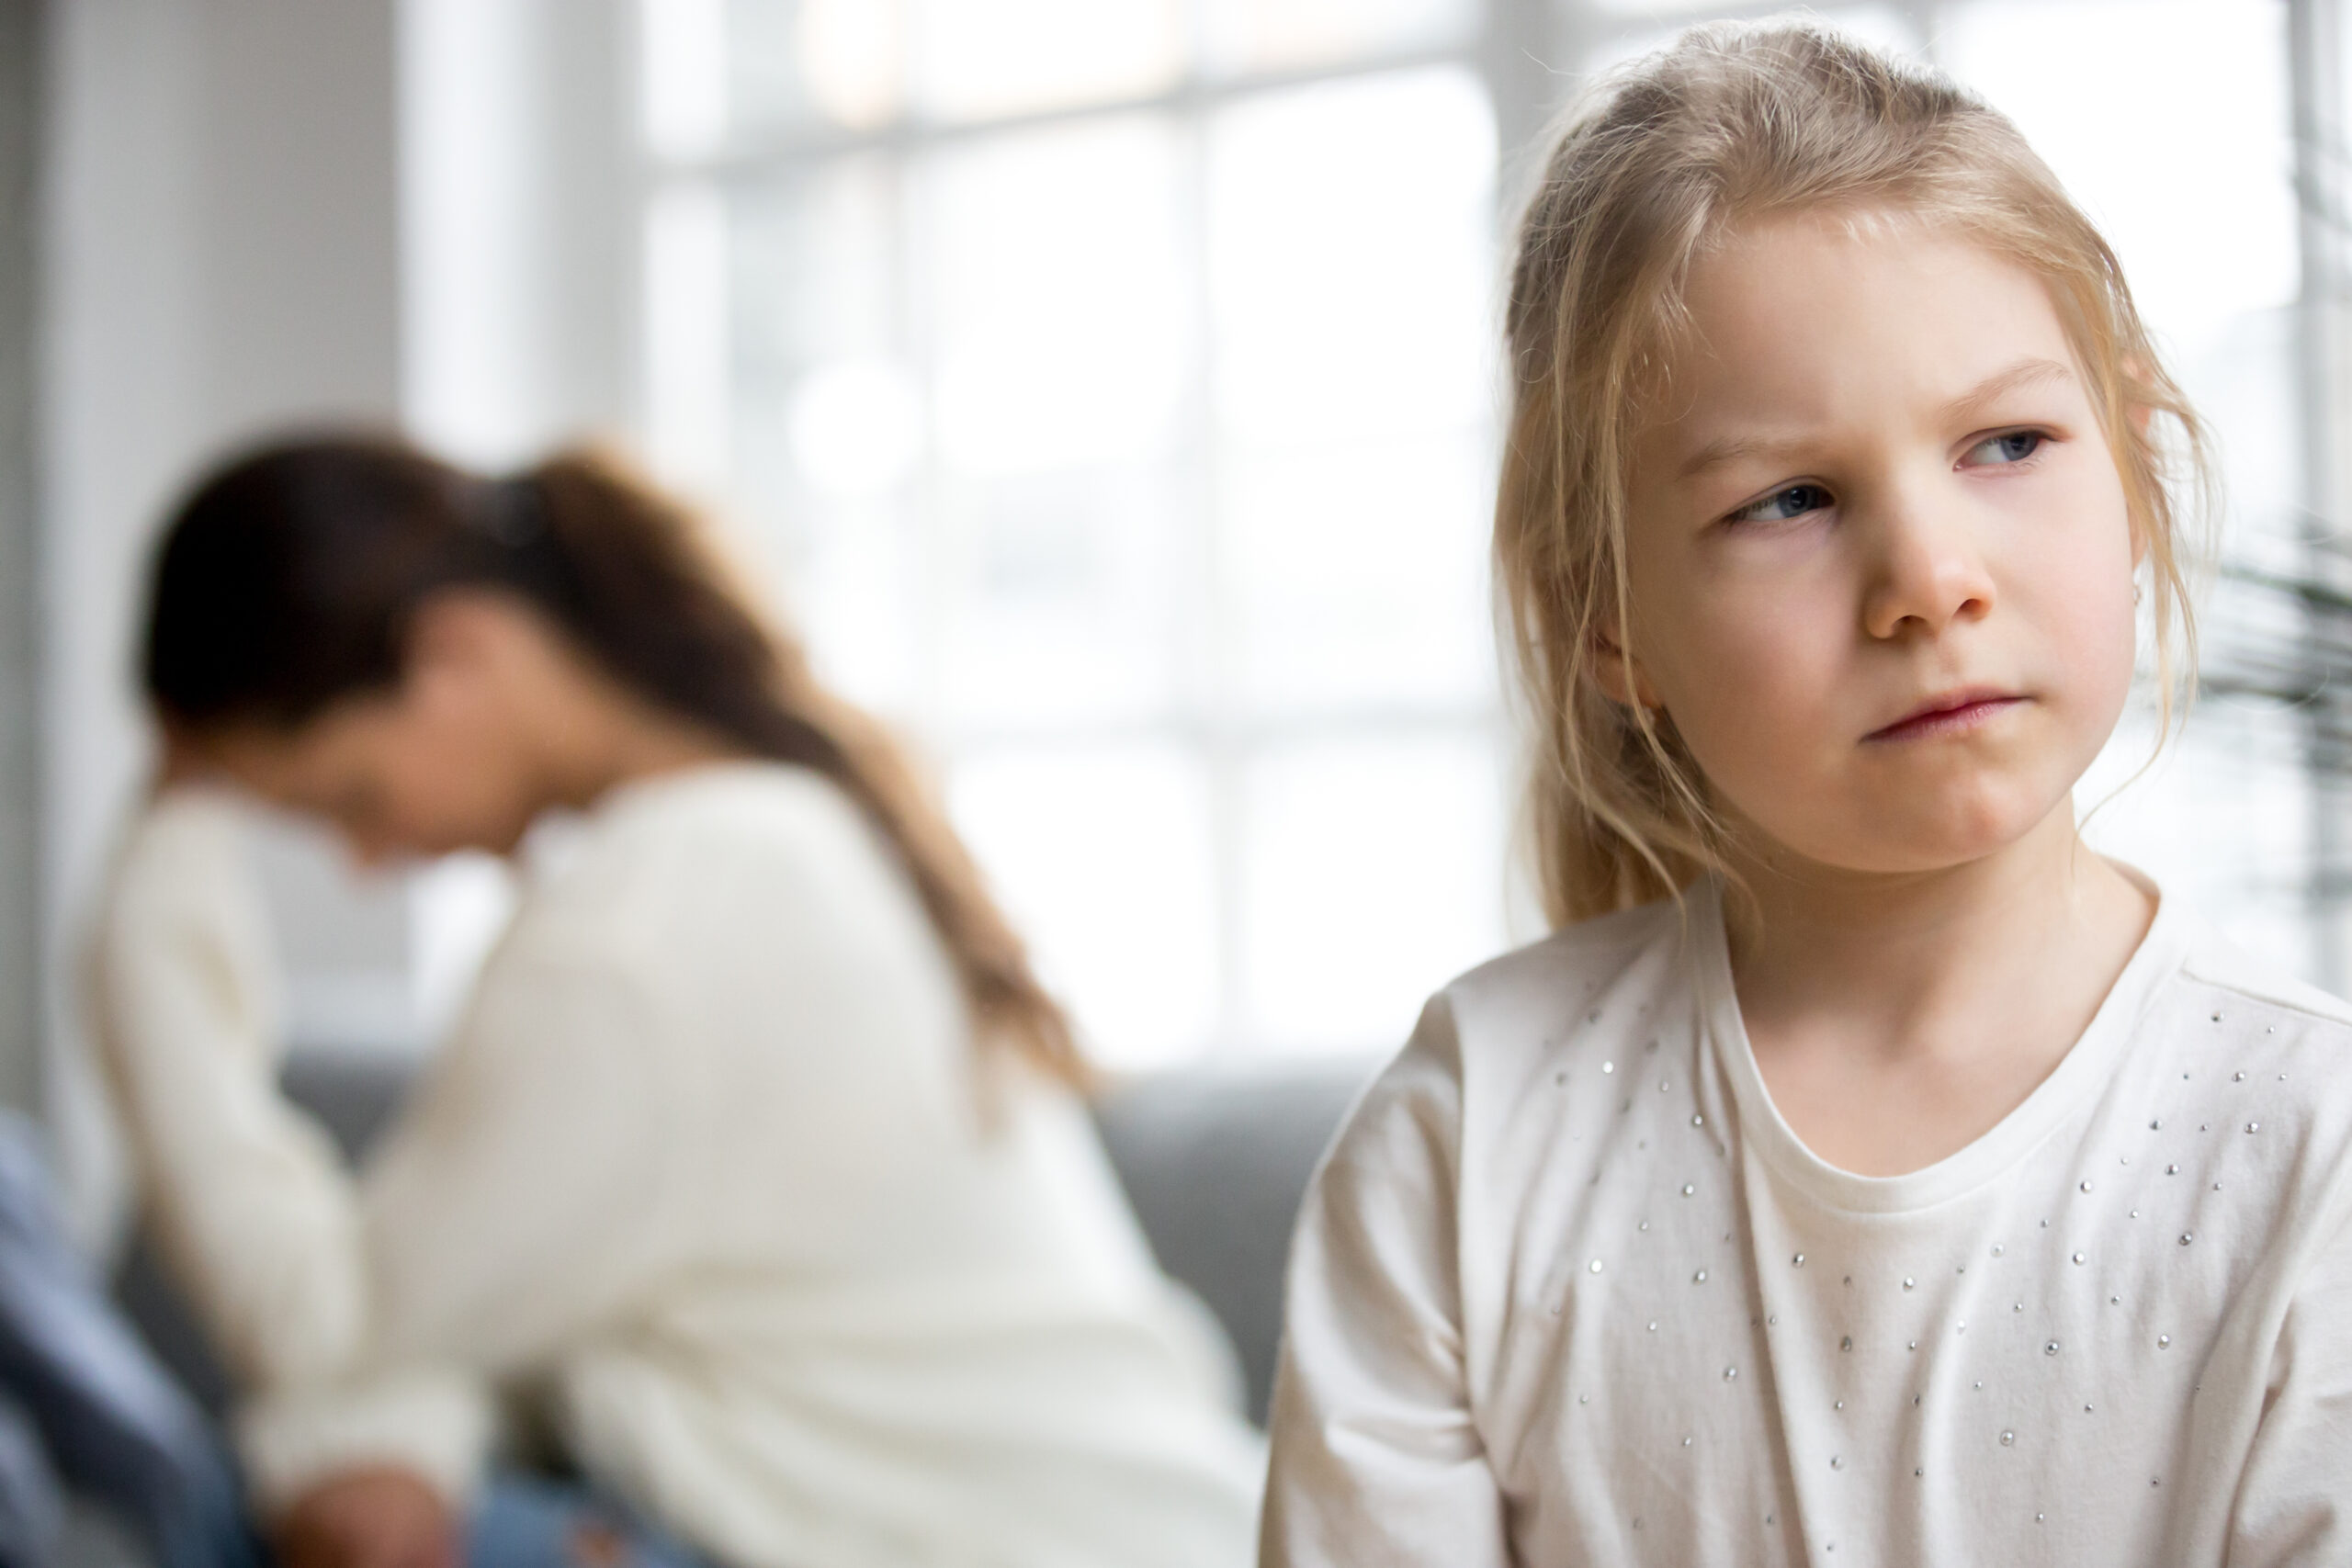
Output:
top-left (469, 1478), bottom-right (709, 1568)
top-left (0, 1112), bottom-right (255, 1568)
top-left (0, 1110), bottom-right (713, 1568)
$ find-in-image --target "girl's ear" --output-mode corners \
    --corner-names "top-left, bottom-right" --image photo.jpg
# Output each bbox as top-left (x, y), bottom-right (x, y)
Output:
top-left (1587, 622), bottom-right (1666, 713)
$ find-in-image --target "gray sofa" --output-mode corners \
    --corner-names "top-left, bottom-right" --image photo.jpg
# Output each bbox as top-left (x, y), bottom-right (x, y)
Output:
top-left (116, 1048), bottom-right (1381, 1430)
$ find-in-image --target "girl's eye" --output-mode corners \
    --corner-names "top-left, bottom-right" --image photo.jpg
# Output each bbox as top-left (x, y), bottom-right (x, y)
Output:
top-left (1728, 482), bottom-right (1833, 525)
top-left (1963, 430), bottom-right (2044, 466)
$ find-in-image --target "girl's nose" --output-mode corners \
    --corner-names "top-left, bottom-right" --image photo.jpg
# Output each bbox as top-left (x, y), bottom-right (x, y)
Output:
top-left (1859, 491), bottom-right (1996, 640)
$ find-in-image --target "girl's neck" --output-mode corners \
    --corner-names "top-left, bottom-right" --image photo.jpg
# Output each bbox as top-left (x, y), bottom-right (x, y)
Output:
top-left (1725, 802), bottom-right (2146, 1023)
top-left (1721, 800), bottom-right (2155, 1174)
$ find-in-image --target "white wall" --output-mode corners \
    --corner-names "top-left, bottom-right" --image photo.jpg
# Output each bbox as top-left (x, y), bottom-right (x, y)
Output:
top-left (0, 0), bottom-right (41, 1118)
top-left (39, 0), bottom-right (644, 1235)
top-left (42, 0), bottom-right (410, 1227)
top-left (402, 0), bottom-right (638, 469)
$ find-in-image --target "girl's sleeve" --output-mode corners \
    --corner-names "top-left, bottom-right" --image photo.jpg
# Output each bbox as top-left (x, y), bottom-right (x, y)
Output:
top-left (2224, 1190), bottom-right (2352, 1563)
top-left (1260, 994), bottom-right (1511, 1568)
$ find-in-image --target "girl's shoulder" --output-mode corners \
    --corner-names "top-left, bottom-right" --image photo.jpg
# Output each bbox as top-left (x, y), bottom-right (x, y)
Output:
top-left (1337, 895), bottom-right (1700, 1145)
top-left (1431, 893), bottom-right (1701, 1073)
top-left (2175, 912), bottom-right (2352, 1032)
top-left (2155, 910), bottom-right (2352, 1150)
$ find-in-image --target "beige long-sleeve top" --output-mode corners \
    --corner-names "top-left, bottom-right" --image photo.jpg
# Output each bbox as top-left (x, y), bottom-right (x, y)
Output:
top-left (1264, 877), bottom-right (2352, 1566)
top-left (96, 762), bottom-right (1263, 1568)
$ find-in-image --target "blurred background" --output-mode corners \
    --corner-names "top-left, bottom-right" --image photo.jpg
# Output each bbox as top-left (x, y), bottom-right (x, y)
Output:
top-left (0, 0), bottom-right (2345, 1165)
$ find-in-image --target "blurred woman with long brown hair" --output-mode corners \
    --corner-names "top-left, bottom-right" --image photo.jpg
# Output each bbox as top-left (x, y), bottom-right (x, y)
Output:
top-left (94, 435), bottom-right (1261, 1568)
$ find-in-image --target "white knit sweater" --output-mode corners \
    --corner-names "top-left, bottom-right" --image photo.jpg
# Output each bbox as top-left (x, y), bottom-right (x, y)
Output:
top-left (95, 763), bottom-right (1263, 1568)
top-left (1264, 877), bottom-right (2352, 1566)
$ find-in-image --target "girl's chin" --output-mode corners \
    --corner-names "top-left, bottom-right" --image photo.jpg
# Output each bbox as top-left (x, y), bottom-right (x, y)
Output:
top-left (1751, 792), bottom-right (2073, 877)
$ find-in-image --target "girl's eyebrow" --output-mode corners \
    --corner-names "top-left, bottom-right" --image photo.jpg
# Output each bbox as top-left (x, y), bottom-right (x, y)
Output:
top-left (1936, 355), bottom-right (2075, 424)
top-left (1678, 432), bottom-right (1811, 482)
top-left (1677, 355), bottom-right (2077, 482)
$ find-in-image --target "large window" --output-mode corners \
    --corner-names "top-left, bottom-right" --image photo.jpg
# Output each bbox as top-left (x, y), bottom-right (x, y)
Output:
top-left (640, 0), bottom-right (1515, 1068)
top-left (636, 0), bottom-right (2324, 1069)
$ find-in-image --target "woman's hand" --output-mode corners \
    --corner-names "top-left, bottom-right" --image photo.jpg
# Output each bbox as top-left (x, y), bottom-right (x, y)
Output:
top-left (277, 1467), bottom-right (458, 1568)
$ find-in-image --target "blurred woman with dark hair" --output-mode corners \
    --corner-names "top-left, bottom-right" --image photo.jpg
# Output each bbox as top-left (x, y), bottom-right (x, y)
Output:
top-left (93, 435), bottom-right (1262, 1568)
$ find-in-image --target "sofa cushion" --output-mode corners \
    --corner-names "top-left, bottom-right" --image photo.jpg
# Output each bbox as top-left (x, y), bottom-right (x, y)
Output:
top-left (1091, 1060), bottom-right (1374, 1423)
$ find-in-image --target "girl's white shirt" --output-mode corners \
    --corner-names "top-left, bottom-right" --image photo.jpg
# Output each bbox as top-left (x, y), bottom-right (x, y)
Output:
top-left (1264, 876), bottom-right (2352, 1566)
top-left (96, 763), bottom-right (1264, 1568)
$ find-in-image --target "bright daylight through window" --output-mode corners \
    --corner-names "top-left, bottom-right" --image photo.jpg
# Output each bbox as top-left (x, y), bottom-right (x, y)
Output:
top-left (641, 0), bottom-right (1510, 1068)
top-left (639, 0), bottom-right (2323, 1068)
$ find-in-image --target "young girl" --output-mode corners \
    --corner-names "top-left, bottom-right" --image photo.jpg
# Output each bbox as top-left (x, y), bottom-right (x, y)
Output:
top-left (1263, 21), bottom-right (2352, 1566)
top-left (96, 438), bottom-right (1263, 1568)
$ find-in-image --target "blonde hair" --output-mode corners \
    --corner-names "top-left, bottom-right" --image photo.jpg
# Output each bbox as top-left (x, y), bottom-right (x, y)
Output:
top-left (1497, 17), bottom-right (2210, 926)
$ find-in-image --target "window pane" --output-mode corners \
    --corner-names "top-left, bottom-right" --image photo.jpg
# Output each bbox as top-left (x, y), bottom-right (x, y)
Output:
top-left (660, 6), bottom-right (1521, 1066)
top-left (727, 160), bottom-right (923, 709)
top-left (1581, 6), bottom-right (1920, 73)
top-left (720, 0), bottom-right (909, 138)
top-left (1238, 734), bottom-right (1508, 1052)
top-left (775, 497), bottom-right (926, 713)
top-left (1581, 0), bottom-right (1913, 36)
top-left (924, 116), bottom-right (1192, 476)
top-left (917, 117), bottom-right (1194, 727)
top-left (730, 160), bottom-right (908, 512)
top-left (914, 0), bottom-right (1185, 122)
top-left (1226, 432), bottom-right (1494, 715)
top-left (645, 181), bottom-right (731, 486)
top-left (1940, 0), bottom-right (2297, 367)
top-left (2081, 703), bottom-right (2314, 958)
top-left (643, 0), bottom-right (729, 155)
top-left (936, 466), bottom-right (1189, 728)
top-left (642, 0), bottom-right (913, 148)
top-left (1208, 66), bottom-right (1498, 450)
top-left (1202, 0), bottom-right (1478, 76)
top-left (2184, 309), bottom-right (2303, 564)
top-left (732, 160), bottom-right (900, 380)
top-left (949, 743), bottom-right (1220, 1066)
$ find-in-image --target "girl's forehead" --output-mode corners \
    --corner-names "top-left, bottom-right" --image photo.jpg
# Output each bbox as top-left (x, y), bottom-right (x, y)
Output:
top-left (1651, 214), bottom-right (2080, 421)
top-left (1690, 209), bottom-right (2052, 330)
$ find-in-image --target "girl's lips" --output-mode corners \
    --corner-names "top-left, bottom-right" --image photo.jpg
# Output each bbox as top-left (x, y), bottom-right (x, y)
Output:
top-left (1863, 692), bottom-right (2025, 742)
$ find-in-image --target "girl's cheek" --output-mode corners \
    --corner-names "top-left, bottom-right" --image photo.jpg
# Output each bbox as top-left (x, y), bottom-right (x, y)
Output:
top-left (1690, 592), bottom-right (1846, 713)
top-left (2034, 487), bottom-right (2140, 672)
top-left (1660, 613), bottom-right (1844, 797)
top-left (1630, 529), bottom-right (1845, 747)
top-left (2065, 576), bottom-right (2141, 719)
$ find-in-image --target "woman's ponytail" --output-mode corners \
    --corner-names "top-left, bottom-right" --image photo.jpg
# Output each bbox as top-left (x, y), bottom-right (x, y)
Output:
top-left (520, 448), bottom-right (1088, 1089)
top-left (145, 434), bottom-right (1087, 1089)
